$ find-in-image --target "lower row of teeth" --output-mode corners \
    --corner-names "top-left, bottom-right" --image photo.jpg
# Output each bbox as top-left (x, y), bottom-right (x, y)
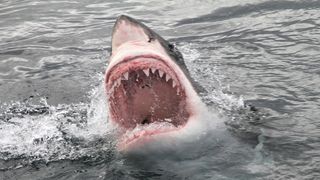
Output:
top-left (112, 68), bottom-right (180, 93)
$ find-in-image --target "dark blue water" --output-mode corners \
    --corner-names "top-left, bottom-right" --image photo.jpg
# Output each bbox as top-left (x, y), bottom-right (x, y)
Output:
top-left (1, 0), bottom-right (320, 179)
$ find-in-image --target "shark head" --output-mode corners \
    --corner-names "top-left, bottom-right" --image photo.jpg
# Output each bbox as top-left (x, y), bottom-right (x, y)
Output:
top-left (105, 15), bottom-right (204, 151)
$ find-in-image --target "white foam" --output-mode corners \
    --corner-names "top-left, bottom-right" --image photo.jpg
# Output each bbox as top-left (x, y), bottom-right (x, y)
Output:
top-left (0, 75), bottom-right (115, 163)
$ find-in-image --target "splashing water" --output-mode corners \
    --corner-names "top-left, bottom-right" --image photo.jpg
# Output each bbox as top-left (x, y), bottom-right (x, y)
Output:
top-left (0, 57), bottom-right (245, 170)
top-left (0, 78), bottom-right (118, 169)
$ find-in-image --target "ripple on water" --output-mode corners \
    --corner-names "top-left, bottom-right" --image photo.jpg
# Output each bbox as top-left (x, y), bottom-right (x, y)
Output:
top-left (0, 0), bottom-right (320, 179)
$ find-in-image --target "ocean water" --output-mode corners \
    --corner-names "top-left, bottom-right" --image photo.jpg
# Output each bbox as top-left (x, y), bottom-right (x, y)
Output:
top-left (0, 0), bottom-right (320, 179)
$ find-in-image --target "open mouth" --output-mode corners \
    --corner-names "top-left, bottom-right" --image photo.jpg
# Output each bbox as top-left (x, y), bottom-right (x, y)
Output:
top-left (105, 55), bottom-right (190, 143)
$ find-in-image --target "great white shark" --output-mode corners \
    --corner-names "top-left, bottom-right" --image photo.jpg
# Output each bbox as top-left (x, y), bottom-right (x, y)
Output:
top-left (105, 15), bottom-right (207, 151)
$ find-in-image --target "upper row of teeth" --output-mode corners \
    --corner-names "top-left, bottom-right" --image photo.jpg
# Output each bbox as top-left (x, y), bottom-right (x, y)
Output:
top-left (114, 68), bottom-right (177, 88)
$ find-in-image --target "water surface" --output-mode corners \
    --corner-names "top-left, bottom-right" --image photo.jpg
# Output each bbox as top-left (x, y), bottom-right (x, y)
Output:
top-left (0, 0), bottom-right (320, 179)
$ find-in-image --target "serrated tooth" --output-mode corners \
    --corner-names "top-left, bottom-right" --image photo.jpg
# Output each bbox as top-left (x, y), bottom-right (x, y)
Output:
top-left (177, 88), bottom-right (180, 95)
top-left (166, 74), bottom-right (171, 82)
top-left (172, 81), bottom-right (176, 88)
top-left (164, 118), bottom-right (172, 122)
top-left (159, 70), bottom-right (164, 78)
top-left (143, 69), bottom-right (149, 76)
top-left (151, 68), bottom-right (156, 74)
top-left (113, 78), bottom-right (121, 88)
top-left (123, 72), bottom-right (129, 80)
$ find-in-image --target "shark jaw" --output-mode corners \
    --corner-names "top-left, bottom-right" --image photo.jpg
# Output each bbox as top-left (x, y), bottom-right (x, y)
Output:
top-left (105, 15), bottom-right (203, 151)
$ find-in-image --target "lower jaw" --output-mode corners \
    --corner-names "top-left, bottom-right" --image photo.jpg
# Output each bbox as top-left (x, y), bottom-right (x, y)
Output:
top-left (117, 122), bottom-right (184, 151)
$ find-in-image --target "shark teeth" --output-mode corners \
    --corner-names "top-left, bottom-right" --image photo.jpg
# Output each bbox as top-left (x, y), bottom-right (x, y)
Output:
top-left (111, 68), bottom-right (181, 96)
top-left (143, 69), bottom-right (150, 76)
top-left (116, 78), bottom-right (121, 86)
top-left (123, 72), bottom-right (129, 80)
top-left (158, 70), bottom-right (164, 78)
top-left (164, 118), bottom-right (172, 122)
top-left (172, 81), bottom-right (176, 88)
top-left (165, 74), bottom-right (171, 82)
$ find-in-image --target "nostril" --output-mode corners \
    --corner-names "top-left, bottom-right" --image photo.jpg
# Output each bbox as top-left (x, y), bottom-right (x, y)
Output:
top-left (148, 37), bottom-right (154, 43)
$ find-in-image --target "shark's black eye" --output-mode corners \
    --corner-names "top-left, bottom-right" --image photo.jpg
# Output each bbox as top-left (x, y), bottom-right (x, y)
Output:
top-left (168, 43), bottom-right (174, 50)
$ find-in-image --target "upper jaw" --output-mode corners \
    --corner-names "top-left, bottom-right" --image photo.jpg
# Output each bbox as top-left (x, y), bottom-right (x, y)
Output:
top-left (105, 55), bottom-right (181, 92)
top-left (105, 41), bottom-right (179, 88)
top-left (107, 41), bottom-right (169, 72)
top-left (106, 40), bottom-right (204, 116)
